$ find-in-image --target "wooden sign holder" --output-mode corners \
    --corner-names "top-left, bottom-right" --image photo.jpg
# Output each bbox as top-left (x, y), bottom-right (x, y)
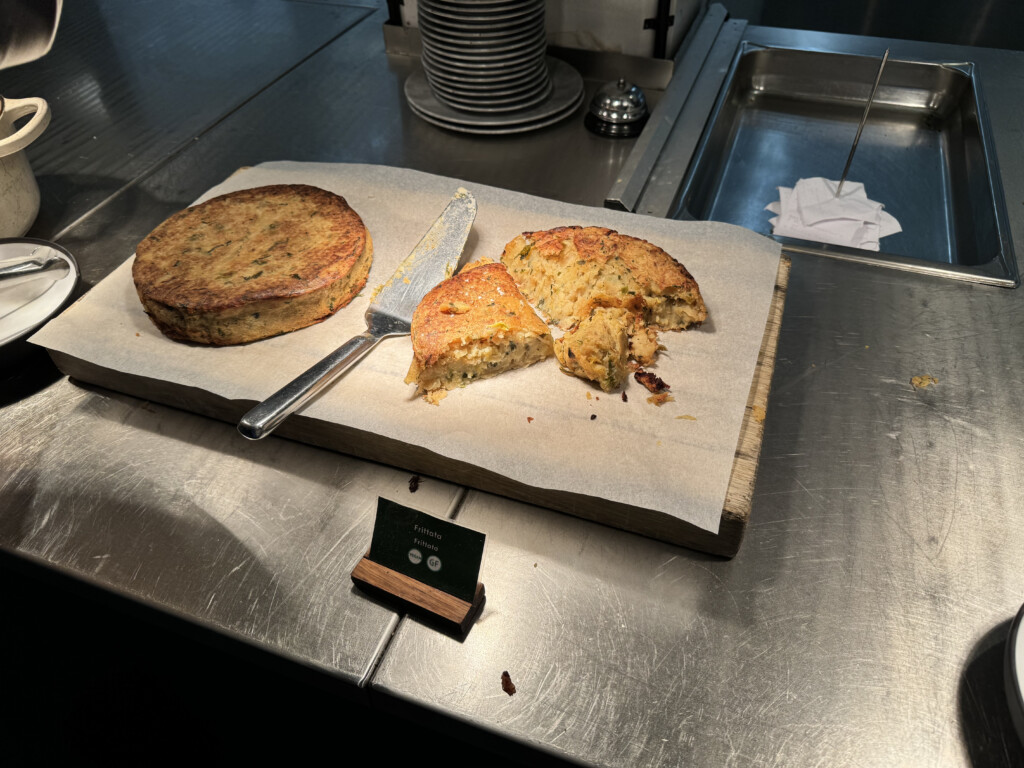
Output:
top-left (351, 553), bottom-right (485, 636)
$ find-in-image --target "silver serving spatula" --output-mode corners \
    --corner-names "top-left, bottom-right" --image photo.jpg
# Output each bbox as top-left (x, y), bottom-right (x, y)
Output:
top-left (238, 188), bottom-right (477, 440)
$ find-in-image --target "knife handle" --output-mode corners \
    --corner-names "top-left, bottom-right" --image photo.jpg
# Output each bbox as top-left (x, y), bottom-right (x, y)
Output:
top-left (237, 330), bottom-right (381, 440)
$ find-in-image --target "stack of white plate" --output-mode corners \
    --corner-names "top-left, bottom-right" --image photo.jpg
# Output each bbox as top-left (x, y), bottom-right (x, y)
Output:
top-left (405, 0), bottom-right (584, 134)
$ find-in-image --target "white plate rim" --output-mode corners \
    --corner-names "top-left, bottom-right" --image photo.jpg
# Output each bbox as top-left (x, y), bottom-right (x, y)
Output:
top-left (0, 238), bottom-right (80, 348)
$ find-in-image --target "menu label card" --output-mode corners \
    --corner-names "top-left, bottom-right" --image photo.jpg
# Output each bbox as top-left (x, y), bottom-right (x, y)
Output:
top-left (368, 497), bottom-right (485, 603)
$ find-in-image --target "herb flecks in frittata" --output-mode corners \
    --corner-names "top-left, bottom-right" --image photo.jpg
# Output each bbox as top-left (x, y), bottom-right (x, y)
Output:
top-left (499, 226), bottom-right (706, 393)
top-left (131, 184), bottom-right (372, 346)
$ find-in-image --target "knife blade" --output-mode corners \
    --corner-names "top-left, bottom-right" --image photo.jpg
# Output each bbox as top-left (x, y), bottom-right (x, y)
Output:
top-left (237, 187), bottom-right (477, 440)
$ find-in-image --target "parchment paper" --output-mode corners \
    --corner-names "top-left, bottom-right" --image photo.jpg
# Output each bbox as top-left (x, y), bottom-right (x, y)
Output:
top-left (30, 162), bottom-right (782, 534)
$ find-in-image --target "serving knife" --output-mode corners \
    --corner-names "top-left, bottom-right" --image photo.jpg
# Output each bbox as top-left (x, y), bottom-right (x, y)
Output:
top-left (237, 188), bottom-right (477, 440)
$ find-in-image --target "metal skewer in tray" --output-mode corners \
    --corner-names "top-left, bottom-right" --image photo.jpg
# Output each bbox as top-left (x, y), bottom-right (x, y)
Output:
top-left (612, 28), bottom-right (1019, 287)
top-left (835, 48), bottom-right (889, 198)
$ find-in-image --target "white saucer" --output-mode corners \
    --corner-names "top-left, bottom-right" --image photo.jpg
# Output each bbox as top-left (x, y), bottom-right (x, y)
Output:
top-left (0, 239), bottom-right (79, 347)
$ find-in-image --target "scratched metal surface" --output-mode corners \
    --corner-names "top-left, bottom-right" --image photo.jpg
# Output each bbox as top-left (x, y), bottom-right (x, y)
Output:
top-left (4, 3), bottom-right (1024, 765)
top-left (370, 28), bottom-right (1024, 768)
top-left (0, 376), bottom-right (467, 688)
top-left (0, 0), bottom-right (644, 726)
top-left (0, 0), bottom-right (459, 697)
top-left (4, 0), bottom-right (375, 241)
top-left (373, 257), bottom-right (1024, 767)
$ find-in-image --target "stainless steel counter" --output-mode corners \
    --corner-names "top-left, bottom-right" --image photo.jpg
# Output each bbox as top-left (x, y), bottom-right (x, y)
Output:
top-left (3, 2), bottom-right (1024, 766)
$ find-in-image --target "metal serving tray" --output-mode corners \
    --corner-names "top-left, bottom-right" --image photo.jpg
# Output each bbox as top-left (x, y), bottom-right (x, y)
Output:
top-left (674, 43), bottom-right (1018, 286)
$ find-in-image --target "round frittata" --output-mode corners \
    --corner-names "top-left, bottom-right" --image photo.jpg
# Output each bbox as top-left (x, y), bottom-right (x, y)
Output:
top-left (132, 184), bottom-right (372, 345)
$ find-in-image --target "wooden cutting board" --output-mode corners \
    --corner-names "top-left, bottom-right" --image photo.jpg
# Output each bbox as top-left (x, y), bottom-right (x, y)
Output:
top-left (36, 163), bottom-right (788, 557)
top-left (45, 255), bottom-right (788, 557)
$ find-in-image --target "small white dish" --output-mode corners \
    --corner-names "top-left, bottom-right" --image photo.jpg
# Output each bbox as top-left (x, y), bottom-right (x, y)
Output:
top-left (0, 238), bottom-right (78, 347)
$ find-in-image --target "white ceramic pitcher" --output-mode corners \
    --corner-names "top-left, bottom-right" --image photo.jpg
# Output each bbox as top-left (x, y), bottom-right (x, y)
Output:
top-left (0, 95), bottom-right (51, 237)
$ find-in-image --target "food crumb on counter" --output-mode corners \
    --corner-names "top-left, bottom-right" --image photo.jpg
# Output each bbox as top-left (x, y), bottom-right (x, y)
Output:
top-left (647, 392), bottom-right (674, 406)
top-left (590, 414), bottom-right (597, 420)
top-left (752, 405), bottom-right (766, 423)
top-left (676, 414), bottom-right (696, 421)
top-left (501, 671), bottom-right (517, 696)
top-left (621, 392), bottom-right (628, 402)
top-left (911, 374), bottom-right (939, 389)
top-left (408, 475), bottom-right (421, 492)
top-left (527, 416), bottom-right (534, 423)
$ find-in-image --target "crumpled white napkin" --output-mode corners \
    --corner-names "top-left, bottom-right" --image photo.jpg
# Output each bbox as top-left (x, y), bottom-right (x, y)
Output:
top-left (766, 177), bottom-right (901, 251)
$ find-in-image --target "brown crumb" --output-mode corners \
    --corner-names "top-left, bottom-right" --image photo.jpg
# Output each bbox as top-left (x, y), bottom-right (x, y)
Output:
top-left (135, 332), bottom-right (141, 337)
top-left (634, 369), bottom-right (669, 393)
top-left (621, 392), bottom-right (628, 403)
top-left (675, 414), bottom-right (696, 420)
top-left (439, 301), bottom-right (471, 315)
top-left (647, 393), bottom-right (674, 406)
top-left (911, 375), bottom-right (938, 389)
top-left (590, 414), bottom-right (597, 420)
top-left (408, 475), bottom-right (421, 492)
top-left (527, 416), bottom-right (534, 423)
top-left (501, 671), bottom-right (516, 696)
top-left (752, 405), bottom-right (766, 423)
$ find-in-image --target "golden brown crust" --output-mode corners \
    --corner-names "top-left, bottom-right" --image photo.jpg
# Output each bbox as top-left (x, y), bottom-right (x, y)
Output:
top-left (500, 225), bottom-right (707, 330)
top-left (500, 225), bottom-right (705, 391)
top-left (405, 261), bottom-right (553, 400)
top-left (132, 184), bottom-right (371, 345)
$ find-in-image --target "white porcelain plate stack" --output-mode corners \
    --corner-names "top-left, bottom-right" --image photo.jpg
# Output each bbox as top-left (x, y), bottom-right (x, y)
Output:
top-left (405, 0), bottom-right (584, 134)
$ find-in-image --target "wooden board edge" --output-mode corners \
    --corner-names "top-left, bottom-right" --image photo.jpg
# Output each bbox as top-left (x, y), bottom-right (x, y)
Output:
top-left (42, 352), bottom-right (744, 555)
top-left (720, 255), bottom-right (791, 546)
